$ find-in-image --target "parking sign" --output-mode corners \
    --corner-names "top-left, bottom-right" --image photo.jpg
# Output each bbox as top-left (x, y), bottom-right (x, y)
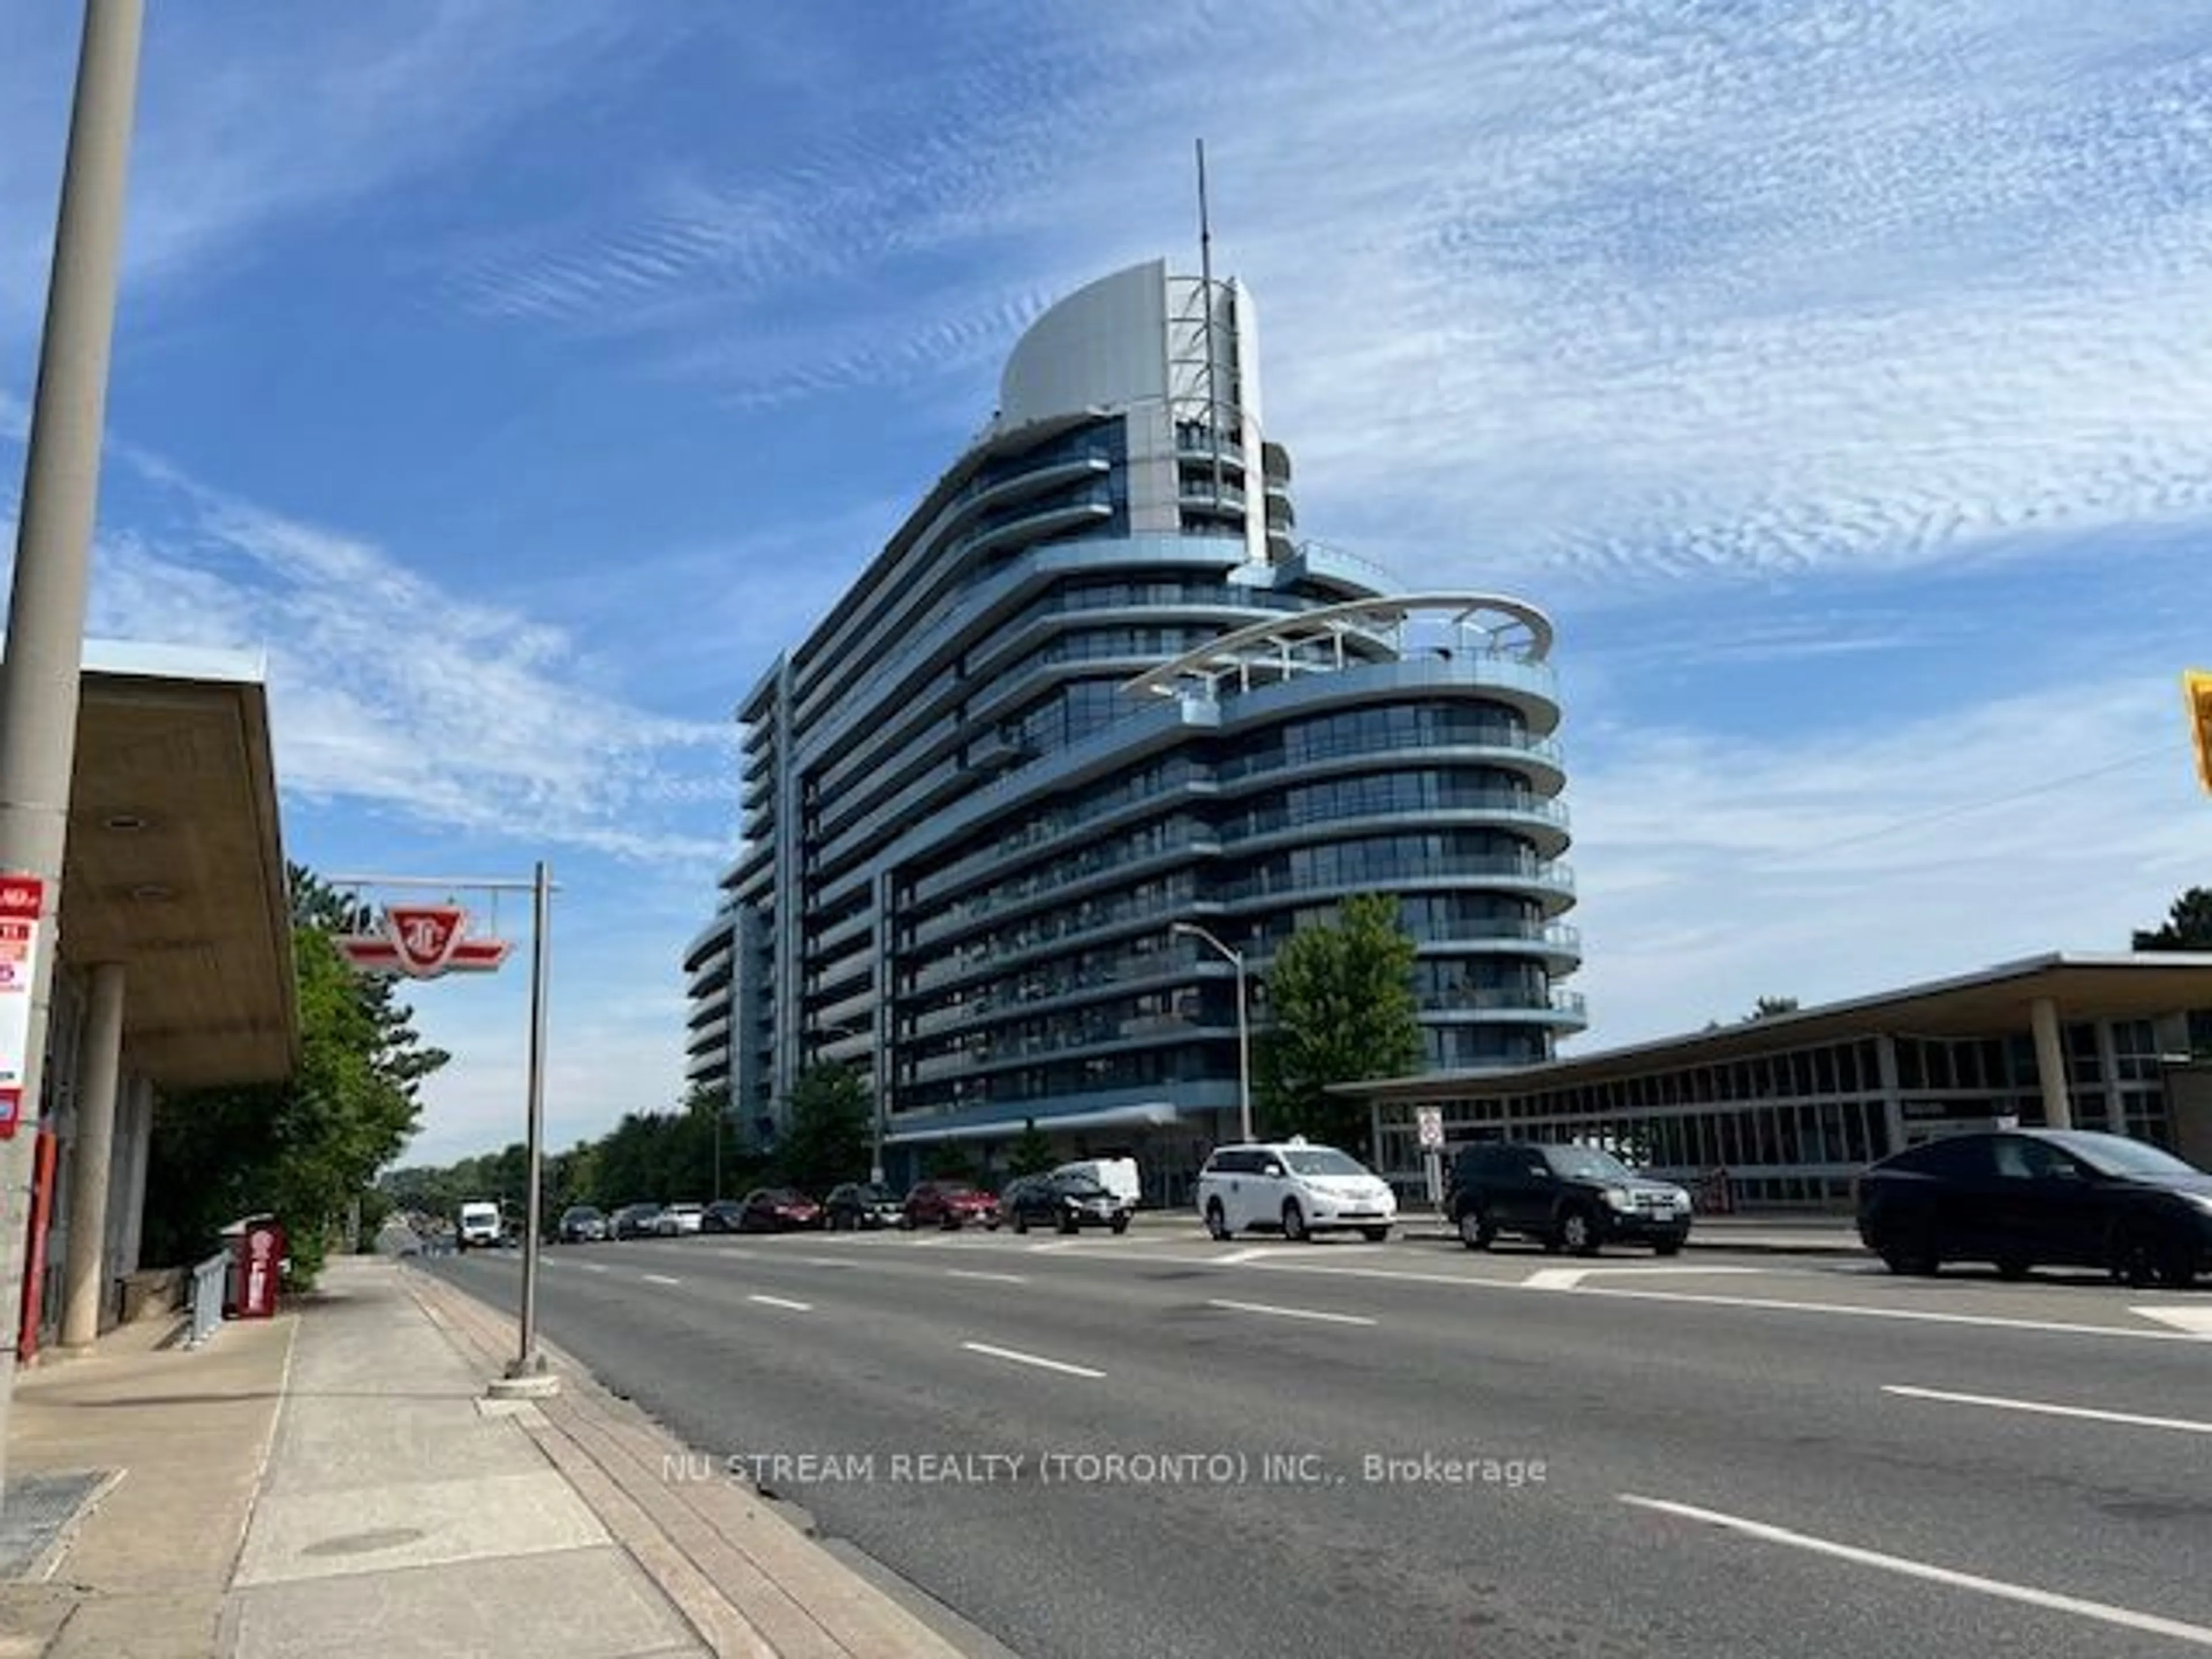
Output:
top-left (1416, 1107), bottom-right (1444, 1149)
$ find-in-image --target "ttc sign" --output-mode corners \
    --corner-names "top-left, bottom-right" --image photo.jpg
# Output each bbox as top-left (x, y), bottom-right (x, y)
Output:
top-left (337, 904), bottom-right (510, 979)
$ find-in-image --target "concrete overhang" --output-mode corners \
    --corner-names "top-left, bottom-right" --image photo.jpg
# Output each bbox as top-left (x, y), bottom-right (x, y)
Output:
top-left (54, 641), bottom-right (297, 1090)
top-left (1339, 952), bottom-right (2212, 1105)
top-left (887, 1101), bottom-right (1186, 1146)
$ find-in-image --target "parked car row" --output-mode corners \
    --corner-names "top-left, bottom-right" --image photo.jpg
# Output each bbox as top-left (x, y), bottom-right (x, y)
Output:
top-left (548, 1164), bottom-right (1142, 1243)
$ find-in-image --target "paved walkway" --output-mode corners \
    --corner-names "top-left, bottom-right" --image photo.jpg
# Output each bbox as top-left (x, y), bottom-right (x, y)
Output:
top-left (1, 1257), bottom-right (979, 1659)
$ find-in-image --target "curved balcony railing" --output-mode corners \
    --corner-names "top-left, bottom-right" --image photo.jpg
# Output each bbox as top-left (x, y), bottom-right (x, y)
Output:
top-left (1217, 854), bottom-right (1574, 903)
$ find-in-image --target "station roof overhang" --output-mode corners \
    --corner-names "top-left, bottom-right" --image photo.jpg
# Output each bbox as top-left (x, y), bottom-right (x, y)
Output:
top-left (886, 1100), bottom-right (1187, 1146)
top-left (52, 641), bottom-right (298, 1092)
top-left (1338, 953), bottom-right (2212, 1105)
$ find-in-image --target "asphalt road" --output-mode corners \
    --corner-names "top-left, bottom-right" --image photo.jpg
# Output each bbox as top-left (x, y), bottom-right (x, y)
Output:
top-left (428, 1224), bottom-right (2212, 1659)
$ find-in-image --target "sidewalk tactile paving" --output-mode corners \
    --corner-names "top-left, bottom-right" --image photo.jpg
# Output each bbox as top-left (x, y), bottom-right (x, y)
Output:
top-left (0, 1471), bottom-right (109, 1580)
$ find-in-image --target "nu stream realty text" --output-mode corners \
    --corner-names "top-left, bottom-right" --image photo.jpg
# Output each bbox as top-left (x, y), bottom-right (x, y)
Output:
top-left (674, 1450), bottom-right (1548, 1488)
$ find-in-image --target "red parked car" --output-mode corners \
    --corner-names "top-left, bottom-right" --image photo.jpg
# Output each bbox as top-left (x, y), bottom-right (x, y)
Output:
top-left (902, 1180), bottom-right (1001, 1230)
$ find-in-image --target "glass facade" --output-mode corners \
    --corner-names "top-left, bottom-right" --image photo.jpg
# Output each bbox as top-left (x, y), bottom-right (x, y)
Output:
top-left (684, 260), bottom-right (1580, 1191)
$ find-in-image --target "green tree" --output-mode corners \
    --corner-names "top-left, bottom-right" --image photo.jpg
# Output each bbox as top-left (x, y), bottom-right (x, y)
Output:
top-left (145, 866), bottom-right (450, 1283)
top-left (2134, 887), bottom-right (2212, 951)
top-left (1253, 893), bottom-right (1423, 1154)
top-left (1006, 1118), bottom-right (1057, 1176)
top-left (774, 1066), bottom-right (870, 1194)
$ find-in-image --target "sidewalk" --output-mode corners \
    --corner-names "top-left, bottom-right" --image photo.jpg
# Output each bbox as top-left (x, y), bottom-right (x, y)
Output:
top-left (2, 1257), bottom-right (981, 1659)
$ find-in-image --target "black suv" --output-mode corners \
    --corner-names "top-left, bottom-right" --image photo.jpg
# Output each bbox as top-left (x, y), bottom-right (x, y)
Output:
top-left (1001, 1172), bottom-right (1133, 1236)
top-left (1448, 1141), bottom-right (1693, 1256)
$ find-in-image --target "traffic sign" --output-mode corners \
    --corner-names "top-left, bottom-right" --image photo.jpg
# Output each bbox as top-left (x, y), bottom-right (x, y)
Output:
top-left (337, 903), bottom-right (510, 978)
top-left (1416, 1107), bottom-right (1444, 1149)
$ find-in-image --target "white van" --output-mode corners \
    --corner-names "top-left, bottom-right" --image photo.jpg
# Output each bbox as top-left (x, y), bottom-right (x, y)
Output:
top-left (1194, 1139), bottom-right (1395, 1242)
top-left (1050, 1158), bottom-right (1141, 1210)
top-left (457, 1200), bottom-right (503, 1251)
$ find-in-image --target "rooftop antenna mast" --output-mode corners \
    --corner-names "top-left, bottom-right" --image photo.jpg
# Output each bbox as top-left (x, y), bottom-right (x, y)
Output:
top-left (1196, 138), bottom-right (1226, 514)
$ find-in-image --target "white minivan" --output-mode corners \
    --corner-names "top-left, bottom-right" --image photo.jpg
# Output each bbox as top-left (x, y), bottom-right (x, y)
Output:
top-left (457, 1200), bottom-right (503, 1251)
top-left (1050, 1157), bottom-right (1141, 1209)
top-left (1195, 1139), bottom-right (1396, 1242)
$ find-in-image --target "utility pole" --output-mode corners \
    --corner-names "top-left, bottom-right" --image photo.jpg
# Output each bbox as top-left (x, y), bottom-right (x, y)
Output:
top-left (0, 0), bottom-right (146, 1520)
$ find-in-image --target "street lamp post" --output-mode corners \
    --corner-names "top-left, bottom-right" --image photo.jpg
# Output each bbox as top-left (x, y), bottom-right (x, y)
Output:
top-left (1171, 922), bottom-right (1251, 1144)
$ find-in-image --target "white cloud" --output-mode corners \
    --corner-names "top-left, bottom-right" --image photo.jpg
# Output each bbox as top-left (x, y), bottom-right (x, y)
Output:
top-left (33, 438), bottom-right (740, 866)
top-left (1563, 671), bottom-right (2203, 1047)
top-left (427, 1), bottom-right (2212, 593)
top-left (0, 1), bottom-right (681, 331)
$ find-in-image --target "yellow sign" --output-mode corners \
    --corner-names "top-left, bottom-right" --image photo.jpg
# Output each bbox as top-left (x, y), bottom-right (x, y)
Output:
top-left (2188, 669), bottom-right (2212, 794)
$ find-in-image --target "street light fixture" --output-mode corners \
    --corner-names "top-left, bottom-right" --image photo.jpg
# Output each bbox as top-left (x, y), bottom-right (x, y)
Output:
top-left (1171, 921), bottom-right (1252, 1144)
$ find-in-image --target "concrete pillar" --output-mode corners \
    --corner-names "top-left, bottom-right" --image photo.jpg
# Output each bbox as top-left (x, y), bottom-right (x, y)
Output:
top-left (2029, 996), bottom-right (2073, 1131)
top-left (60, 961), bottom-right (124, 1349)
top-left (1875, 1032), bottom-right (1907, 1156)
top-left (2092, 1020), bottom-right (2123, 1134)
top-left (112, 1074), bottom-right (151, 1277)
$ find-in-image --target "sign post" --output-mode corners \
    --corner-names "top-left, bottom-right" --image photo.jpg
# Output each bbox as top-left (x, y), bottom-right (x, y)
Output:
top-left (332, 869), bottom-right (556, 1399)
top-left (1416, 1106), bottom-right (1445, 1209)
top-left (0, 880), bottom-right (44, 1143)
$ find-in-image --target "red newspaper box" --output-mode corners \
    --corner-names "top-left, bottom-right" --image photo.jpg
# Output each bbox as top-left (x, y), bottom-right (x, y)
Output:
top-left (228, 1215), bottom-right (285, 1319)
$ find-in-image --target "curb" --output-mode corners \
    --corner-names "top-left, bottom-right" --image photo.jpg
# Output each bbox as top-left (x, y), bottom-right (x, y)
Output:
top-left (402, 1266), bottom-right (976, 1659)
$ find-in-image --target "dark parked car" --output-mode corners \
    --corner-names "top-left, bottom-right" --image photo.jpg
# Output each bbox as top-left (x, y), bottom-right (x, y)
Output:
top-left (902, 1180), bottom-right (1001, 1230)
top-left (1448, 1141), bottom-right (1692, 1256)
top-left (1002, 1172), bottom-right (1132, 1235)
top-left (823, 1182), bottom-right (904, 1230)
top-left (555, 1205), bottom-right (607, 1243)
top-left (734, 1188), bottom-right (825, 1232)
top-left (699, 1199), bottom-right (748, 1234)
top-left (610, 1202), bottom-right (663, 1240)
top-left (1855, 1128), bottom-right (2212, 1287)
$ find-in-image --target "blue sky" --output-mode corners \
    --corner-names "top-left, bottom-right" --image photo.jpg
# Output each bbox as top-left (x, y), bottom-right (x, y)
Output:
top-left (3, 1), bottom-right (2207, 1164)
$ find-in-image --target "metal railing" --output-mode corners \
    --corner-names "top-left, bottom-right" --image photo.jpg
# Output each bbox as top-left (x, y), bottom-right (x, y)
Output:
top-left (185, 1249), bottom-right (227, 1347)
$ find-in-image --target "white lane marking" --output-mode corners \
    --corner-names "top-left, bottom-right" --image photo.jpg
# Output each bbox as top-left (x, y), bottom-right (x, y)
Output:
top-left (1524, 1268), bottom-right (1590, 1290)
top-left (960, 1340), bottom-right (1105, 1379)
top-left (1026, 1240), bottom-right (1081, 1253)
top-left (583, 1264), bottom-right (611, 1274)
top-left (1884, 1384), bottom-right (2212, 1436)
top-left (1525, 1265), bottom-right (1764, 1290)
top-left (2133, 1305), bottom-right (2212, 1336)
top-left (1620, 1494), bottom-right (2212, 1647)
top-left (947, 1270), bottom-right (1029, 1285)
top-left (1236, 1257), bottom-right (2206, 1343)
top-left (1206, 1298), bottom-right (1377, 1327)
top-left (642, 1274), bottom-right (682, 1286)
top-left (748, 1293), bottom-right (813, 1312)
top-left (795, 1257), bottom-right (858, 1269)
top-left (1217, 1247), bottom-right (1271, 1264)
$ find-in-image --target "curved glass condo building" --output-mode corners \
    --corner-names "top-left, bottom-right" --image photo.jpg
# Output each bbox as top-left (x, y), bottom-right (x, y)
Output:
top-left (684, 260), bottom-right (1582, 1192)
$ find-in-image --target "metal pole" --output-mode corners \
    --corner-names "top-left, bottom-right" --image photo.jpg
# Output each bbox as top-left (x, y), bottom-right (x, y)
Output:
top-left (871, 1079), bottom-right (889, 1194)
top-left (0, 0), bottom-right (145, 1518)
top-left (1234, 952), bottom-right (1252, 1144)
top-left (512, 861), bottom-right (551, 1378)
